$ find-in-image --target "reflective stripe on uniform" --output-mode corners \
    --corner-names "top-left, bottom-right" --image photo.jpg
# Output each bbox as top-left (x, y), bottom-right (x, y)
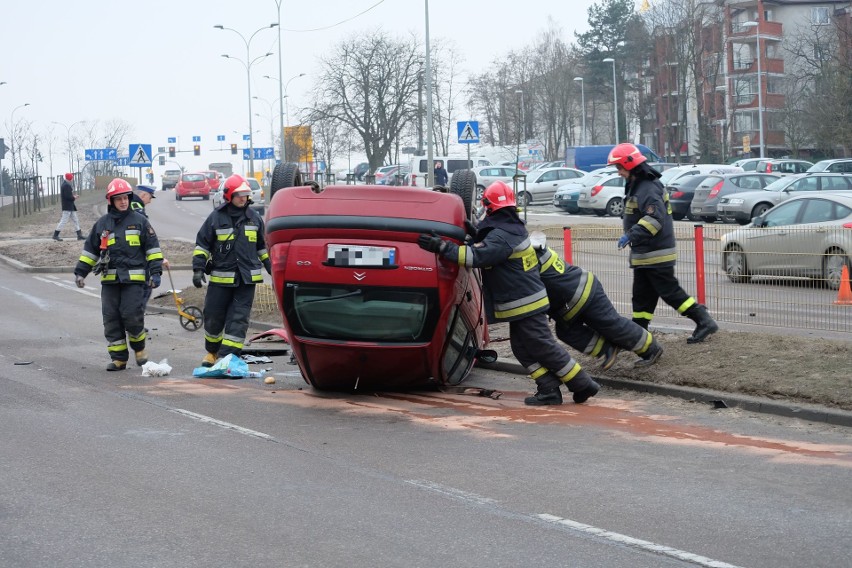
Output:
top-left (257, 248), bottom-right (269, 261)
top-left (194, 246), bottom-right (211, 259)
top-left (526, 362), bottom-right (548, 380)
top-left (676, 297), bottom-right (696, 313)
top-left (79, 251), bottom-right (97, 266)
top-left (146, 247), bottom-right (164, 261)
top-left (125, 229), bottom-right (141, 247)
top-left (457, 245), bottom-right (472, 268)
top-left (210, 270), bottom-right (236, 284)
top-left (222, 334), bottom-right (244, 350)
top-left (637, 215), bottom-right (662, 235)
top-left (250, 268), bottom-right (264, 282)
top-left (205, 332), bottom-right (223, 344)
top-left (128, 269), bottom-right (146, 282)
top-left (634, 330), bottom-right (653, 354)
top-left (630, 248), bottom-right (677, 266)
top-left (216, 228), bottom-right (235, 241)
top-left (633, 311), bottom-right (654, 323)
top-left (558, 271), bottom-right (593, 321)
top-left (101, 269), bottom-right (118, 282)
top-left (128, 330), bottom-right (147, 343)
top-left (493, 288), bottom-right (549, 320)
top-left (107, 339), bottom-right (127, 353)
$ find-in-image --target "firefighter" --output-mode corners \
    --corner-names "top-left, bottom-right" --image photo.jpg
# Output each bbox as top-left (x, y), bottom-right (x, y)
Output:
top-left (610, 143), bottom-right (718, 343)
top-left (73, 179), bottom-right (163, 371)
top-left (417, 181), bottom-right (600, 406)
top-left (192, 174), bottom-right (271, 367)
top-left (530, 231), bottom-right (663, 369)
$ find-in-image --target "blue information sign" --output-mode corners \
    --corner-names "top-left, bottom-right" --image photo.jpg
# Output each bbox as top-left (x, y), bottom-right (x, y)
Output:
top-left (217, 135), bottom-right (226, 142)
top-left (242, 134), bottom-right (251, 141)
top-left (167, 137), bottom-right (177, 143)
top-left (242, 147), bottom-right (275, 160)
top-left (84, 148), bottom-right (118, 161)
top-left (114, 156), bottom-right (129, 167)
top-left (128, 144), bottom-right (153, 168)
top-left (192, 135), bottom-right (201, 142)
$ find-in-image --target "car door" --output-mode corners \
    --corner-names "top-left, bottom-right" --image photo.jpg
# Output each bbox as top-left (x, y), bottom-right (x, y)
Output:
top-left (528, 170), bottom-right (560, 202)
top-left (747, 199), bottom-right (807, 274)
top-left (818, 175), bottom-right (852, 193)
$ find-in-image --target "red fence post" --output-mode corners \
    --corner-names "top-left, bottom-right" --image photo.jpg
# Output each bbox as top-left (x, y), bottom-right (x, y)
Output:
top-left (694, 224), bottom-right (706, 305)
top-left (563, 226), bottom-right (573, 264)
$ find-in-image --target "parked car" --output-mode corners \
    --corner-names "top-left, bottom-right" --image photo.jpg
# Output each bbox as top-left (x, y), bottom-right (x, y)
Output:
top-left (716, 173), bottom-right (852, 225)
top-left (807, 159), bottom-right (852, 174)
top-left (384, 166), bottom-right (411, 186)
top-left (690, 173), bottom-right (781, 223)
top-left (576, 172), bottom-right (627, 216)
top-left (200, 170), bottom-right (223, 191)
top-left (353, 162), bottom-right (370, 181)
top-left (658, 164), bottom-right (743, 188)
top-left (552, 167), bottom-right (616, 213)
top-left (407, 155), bottom-right (493, 187)
top-left (161, 169), bottom-right (181, 191)
top-left (731, 157), bottom-right (766, 172)
top-left (755, 159), bottom-right (814, 175)
top-left (666, 174), bottom-right (714, 220)
top-left (721, 193), bottom-right (852, 289)
top-left (564, 144), bottom-right (662, 172)
top-left (175, 173), bottom-right (210, 200)
top-left (211, 176), bottom-right (265, 214)
top-left (372, 165), bottom-right (401, 184)
top-left (471, 165), bottom-right (520, 192)
top-left (515, 167), bottom-right (585, 206)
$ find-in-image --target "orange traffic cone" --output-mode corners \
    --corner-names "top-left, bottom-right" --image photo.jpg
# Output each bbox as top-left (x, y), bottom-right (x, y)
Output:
top-left (834, 265), bottom-right (852, 305)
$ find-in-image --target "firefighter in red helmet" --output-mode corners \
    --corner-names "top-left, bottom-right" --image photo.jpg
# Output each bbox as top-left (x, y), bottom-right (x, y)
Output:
top-left (192, 174), bottom-right (271, 367)
top-left (74, 178), bottom-right (164, 371)
top-left (418, 180), bottom-right (600, 405)
top-left (609, 143), bottom-right (718, 343)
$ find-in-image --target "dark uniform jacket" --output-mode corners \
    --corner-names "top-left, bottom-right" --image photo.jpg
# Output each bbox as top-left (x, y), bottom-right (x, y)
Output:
top-left (130, 194), bottom-right (147, 217)
top-left (535, 246), bottom-right (595, 322)
top-left (75, 208), bottom-right (163, 284)
top-left (60, 180), bottom-right (77, 212)
top-left (439, 210), bottom-right (549, 323)
top-left (622, 176), bottom-right (677, 268)
top-left (193, 203), bottom-right (271, 286)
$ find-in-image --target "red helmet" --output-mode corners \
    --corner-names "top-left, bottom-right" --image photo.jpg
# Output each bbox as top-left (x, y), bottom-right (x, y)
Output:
top-left (64, 173), bottom-right (74, 181)
top-left (105, 178), bottom-right (133, 201)
top-left (223, 174), bottom-right (252, 202)
top-left (607, 143), bottom-right (647, 170)
top-left (481, 181), bottom-right (516, 214)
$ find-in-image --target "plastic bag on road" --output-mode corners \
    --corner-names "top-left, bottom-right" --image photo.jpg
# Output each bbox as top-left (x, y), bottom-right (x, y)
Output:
top-left (192, 353), bottom-right (266, 379)
top-left (142, 359), bottom-right (173, 377)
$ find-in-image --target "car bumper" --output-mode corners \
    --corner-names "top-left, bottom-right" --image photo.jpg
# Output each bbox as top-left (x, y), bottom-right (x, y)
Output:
top-left (717, 206), bottom-right (750, 224)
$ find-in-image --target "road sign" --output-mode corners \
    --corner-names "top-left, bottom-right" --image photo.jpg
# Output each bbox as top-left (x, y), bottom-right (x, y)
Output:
top-left (457, 121), bottom-right (480, 144)
top-left (242, 134), bottom-right (251, 141)
top-left (168, 137), bottom-right (176, 143)
top-left (742, 135), bottom-right (751, 154)
top-left (114, 156), bottom-right (129, 167)
top-left (128, 144), bottom-right (152, 168)
top-left (217, 135), bottom-right (225, 142)
top-left (192, 135), bottom-right (201, 142)
top-left (84, 148), bottom-right (118, 161)
top-left (242, 147), bottom-right (275, 160)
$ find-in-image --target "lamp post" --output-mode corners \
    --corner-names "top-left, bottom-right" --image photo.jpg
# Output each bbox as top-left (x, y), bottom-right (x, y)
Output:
top-left (214, 23), bottom-right (277, 177)
top-left (263, 72), bottom-right (305, 162)
top-left (272, 0), bottom-right (286, 164)
top-left (424, 0), bottom-right (435, 186)
top-left (253, 97), bottom-right (278, 147)
top-left (602, 58), bottom-right (619, 143)
top-left (51, 120), bottom-right (84, 173)
top-left (742, 21), bottom-right (765, 158)
top-left (514, 89), bottom-right (524, 175)
top-left (573, 77), bottom-right (586, 145)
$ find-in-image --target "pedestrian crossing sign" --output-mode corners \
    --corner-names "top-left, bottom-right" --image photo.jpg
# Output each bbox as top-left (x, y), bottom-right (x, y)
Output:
top-left (128, 144), bottom-right (152, 168)
top-left (457, 121), bottom-right (480, 144)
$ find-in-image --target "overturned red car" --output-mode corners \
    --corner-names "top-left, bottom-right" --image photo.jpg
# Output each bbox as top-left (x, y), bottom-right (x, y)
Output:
top-left (264, 164), bottom-right (493, 391)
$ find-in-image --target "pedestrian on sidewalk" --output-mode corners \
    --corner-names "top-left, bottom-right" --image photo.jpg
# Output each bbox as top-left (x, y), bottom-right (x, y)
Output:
top-left (53, 173), bottom-right (85, 241)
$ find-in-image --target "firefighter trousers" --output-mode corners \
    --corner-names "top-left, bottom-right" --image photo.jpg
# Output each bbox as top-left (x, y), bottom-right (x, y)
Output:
top-left (555, 278), bottom-right (653, 356)
top-left (509, 312), bottom-right (585, 391)
top-left (101, 284), bottom-right (147, 362)
top-left (202, 283), bottom-right (256, 358)
top-left (631, 266), bottom-right (696, 329)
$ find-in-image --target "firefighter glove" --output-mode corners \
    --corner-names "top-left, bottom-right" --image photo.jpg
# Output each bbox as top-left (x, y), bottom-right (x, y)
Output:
top-left (418, 233), bottom-right (447, 254)
top-left (617, 234), bottom-right (631, 249)
top-left (192, 270), bottom-right (206, 288)
top-left (75, 275), bottom-right (85, 288)
top-left (150, 274), bottom-right (161, 289)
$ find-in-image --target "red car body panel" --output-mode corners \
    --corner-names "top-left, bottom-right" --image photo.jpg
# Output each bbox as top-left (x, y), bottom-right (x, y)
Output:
top-left (176, 173), bottom-right (211, 199)
top-left (265, 184), bottom-right (488, 391)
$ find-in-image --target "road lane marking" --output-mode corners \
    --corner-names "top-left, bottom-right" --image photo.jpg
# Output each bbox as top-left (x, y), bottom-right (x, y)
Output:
top-left (0, 284), bottom-right (53, 309)
top-left (33, 275), bottom-right (101, 299)
top-left (538, 513), bottom-right (745, 568)
top-left (172, 408), bottom-right (277, 441)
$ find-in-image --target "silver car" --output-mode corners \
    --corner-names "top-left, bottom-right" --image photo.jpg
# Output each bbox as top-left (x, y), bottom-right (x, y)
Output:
top-left (212, 177), bottom-right (265, 214)
top-left (716, 173), bottom-right (852, 225)
top-left (516, 167), bottom-right (585, 206)
top-left (721, 193), bottom-right (852, 289)
top-left (690, 173), bottom-right (781, 223)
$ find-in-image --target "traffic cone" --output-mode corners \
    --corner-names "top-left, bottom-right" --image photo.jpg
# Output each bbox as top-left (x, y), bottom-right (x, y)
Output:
top-left (834, 265), bottom-right (852, 305)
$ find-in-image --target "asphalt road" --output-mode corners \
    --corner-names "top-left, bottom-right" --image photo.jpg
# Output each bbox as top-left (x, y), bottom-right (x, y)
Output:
top-left (1, 246), bottom-right (851, 566)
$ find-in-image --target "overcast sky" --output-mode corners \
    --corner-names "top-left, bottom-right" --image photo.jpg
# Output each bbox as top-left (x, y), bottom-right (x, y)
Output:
top-left (1, 0), bottom-right (603, 174)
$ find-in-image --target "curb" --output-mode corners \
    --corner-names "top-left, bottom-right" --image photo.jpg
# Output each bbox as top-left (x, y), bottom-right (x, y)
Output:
top-left (481, 360), bottom-right (852, 428)
top-left (0, 253), bottom-right (193, 274)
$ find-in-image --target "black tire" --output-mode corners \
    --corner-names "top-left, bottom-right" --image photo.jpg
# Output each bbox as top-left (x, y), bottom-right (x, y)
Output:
top-left (180, 306), bottom-right (203, 331)
top-left (450, 170), bottom-right (478, 222)
top-left (701, 216), bottom-right (716, 224)
top-left (270, 162), bottom-right (303, 200)
top-left (751, 202), bottom-right (772, 219)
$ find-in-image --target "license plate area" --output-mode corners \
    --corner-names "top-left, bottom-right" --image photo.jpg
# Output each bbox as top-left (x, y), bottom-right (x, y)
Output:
top-left (325, 244), bottom-right (397, 267)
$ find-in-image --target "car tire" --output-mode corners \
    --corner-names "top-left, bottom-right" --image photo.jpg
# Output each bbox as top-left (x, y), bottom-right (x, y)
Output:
top-left (270, 162), bottom-right (303, 200)
top-left (701, 216), bottom-right (716, 224)
top-left (517, 191), bottom-right (532, 207)
top-left (823, 248), bottom-right (850, 290)
top-left (594, 209), bottom-right (606, 217)
top-left (751, 203), bottom-right (772, 219)
top-left (724, 245), bottom-right (751, 283)
top-left (450, 169), bottom-right (478, 221)
top-left (605, 197), bottom-right (623, 217)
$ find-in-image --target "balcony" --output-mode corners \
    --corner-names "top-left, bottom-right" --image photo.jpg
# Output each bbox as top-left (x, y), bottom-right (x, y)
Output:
top-left (730, 20), bottom-right (782, 38)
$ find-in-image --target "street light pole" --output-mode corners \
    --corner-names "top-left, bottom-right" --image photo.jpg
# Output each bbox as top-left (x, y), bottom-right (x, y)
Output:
top-left (215, 23), bottom-right (277, 178)
top-left (573, 77), bottom-right (586, 146)
top-left (602, 58), bottom-right (619, 143)
top-left (514, 89), bottom-right (524, 175)
top-left (9, 103), bottom-right (31, 179)
top-left (272, 0), bottom-right (286, 164)
top-left (743, 21), bottom-right (765, 158)
top-left (424, 0), bottom-right (435, 186)
top-left (51, 119), bottom-right (84, 173)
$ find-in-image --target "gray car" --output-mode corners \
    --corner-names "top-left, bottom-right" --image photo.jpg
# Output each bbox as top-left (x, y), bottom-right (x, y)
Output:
top-left (716, 173), bottom-right (852, 225)
top-left (690, 173), bottom-right (781, 223)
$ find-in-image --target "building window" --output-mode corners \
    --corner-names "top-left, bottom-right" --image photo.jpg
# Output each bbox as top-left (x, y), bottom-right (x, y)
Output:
top-left (734, 78), bottom-right (757, 104)
top-left (734, 111), bottom-right (756, 132)
top-left (812, 7), bottom-right (830, 25)
top-left (767, 76), bottom-right (784, 94)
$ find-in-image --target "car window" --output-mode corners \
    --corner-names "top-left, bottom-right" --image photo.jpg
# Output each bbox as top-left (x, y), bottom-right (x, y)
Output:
top-left (560, 170), bottom-right (582, 180)
top-left (247, 178), bottom-right (261, 190)
top-left (827, 161), bottom-right (852, 173)
top-left (538, 171), bottom-right (557, 182)
top-left (736, 175), bottom-right (761, 190)
top-left (603, 177), bottom-right (625, 187)
top-left (799, 199), bottom-right (837, 224)
top-left (788, 177), bottom-right (819, 192)
top-left (763, 200), bottom-right (804, 227)
top-left (182, 174), bottom-right (205, 182)
top-left (820, 175), bottom-right (852, 191)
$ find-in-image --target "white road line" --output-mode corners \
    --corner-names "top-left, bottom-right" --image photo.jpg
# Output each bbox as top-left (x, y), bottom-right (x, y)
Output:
top-left (538, 513), bottom-right (745, 568)
top-left (172, 408), bottom-right (276, 441)
top-left (0, 284), bottom-right (52, 310)
top-left (32, 275), bottom-right (101, 299)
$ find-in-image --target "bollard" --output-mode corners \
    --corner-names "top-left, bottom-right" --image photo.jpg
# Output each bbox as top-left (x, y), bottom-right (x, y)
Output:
top-left (364, 174), bottom-right (376, 185)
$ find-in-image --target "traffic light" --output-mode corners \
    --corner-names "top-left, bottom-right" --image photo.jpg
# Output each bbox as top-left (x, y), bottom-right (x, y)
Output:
top-left (193, 145), bottom-right (200, 156)
top-left (158, 156), bottom-right (165, 166)
top-left (230, 143), bottom-right (238, 155)
top-left (168, 146), bottom-right (175, 158)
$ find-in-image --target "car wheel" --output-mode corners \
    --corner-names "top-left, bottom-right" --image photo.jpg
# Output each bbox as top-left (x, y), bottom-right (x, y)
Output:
top-left (594, 209), bottom-right (606, 217)
top-left (450, 169), bottom-right (478, 222)
top-left (701, 216), bottom-right (716, 224)
top-left (270, 162), bottom-right (303, 199)
top-left (751, 203), bottom-right (771, 219)
top-left (605, 197), bottom-right (623, 217)
top-left (724, 245), bottom-right (751, 283)
top-left (823, 249), bottom-right (850, 290)
top-left (517, 191), bottom-right (532, 207)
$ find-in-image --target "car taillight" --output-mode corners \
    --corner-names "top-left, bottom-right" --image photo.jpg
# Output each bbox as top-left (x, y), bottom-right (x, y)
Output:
top-left (671, 191), bottom-right (684, 199)
top-left (591, 185), bottom-right (603, 196)
top-left (766, 163), bottom-right (773, 172)
top-left (708, 181), bottom-right (723, 199)
top-left (843, 222), bottom-right (852, 229)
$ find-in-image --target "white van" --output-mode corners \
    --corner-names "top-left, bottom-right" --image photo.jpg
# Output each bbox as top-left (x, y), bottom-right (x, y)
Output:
top-left (407, 155), bottom-right (492, 187)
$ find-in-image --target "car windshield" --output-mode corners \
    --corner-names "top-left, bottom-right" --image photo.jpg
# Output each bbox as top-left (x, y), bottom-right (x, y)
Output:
top-left (659, 167), bottom-right (687, 185)
top-left (287, 284), bottom-right (435, 341)
top-left (763, 177), bottom-right (796, 192)
top-left (247, 178), bottom-right (261, 190)
top-left (183, 174), bottom-right (205, 182)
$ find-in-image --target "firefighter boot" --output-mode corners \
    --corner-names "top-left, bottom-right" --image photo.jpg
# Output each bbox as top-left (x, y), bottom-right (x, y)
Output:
top-left (634, 340), bottom-right (664, 368)
top-left (76, 230), bottom-right (85, 241)
top-left (598, 342), bottom-right (621, 371)
top-left (524, 376), bottom-right (563, 406)
top-left (685, 304), bottom-right (718, 344)
top-left (106, 360), bottom-right (127, 372)
top-left (52, 231), bottom-right (62, 241)
top-left (201, 352), bottom-right (217, 368)
top-left (135, 350), bottom-right (148, 366)
top-left (567, 369), bottom-right (600, 404)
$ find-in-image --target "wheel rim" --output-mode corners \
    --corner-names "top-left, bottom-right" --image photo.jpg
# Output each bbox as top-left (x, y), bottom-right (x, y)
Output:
top-left (825, 254), bottom-right (846, 289)
top-left (725, 248), bottom-right (746, 279)
top-left (519, 192), bottom-right (531, 207)
top-left (608, 198), bottom-right (623, 216)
